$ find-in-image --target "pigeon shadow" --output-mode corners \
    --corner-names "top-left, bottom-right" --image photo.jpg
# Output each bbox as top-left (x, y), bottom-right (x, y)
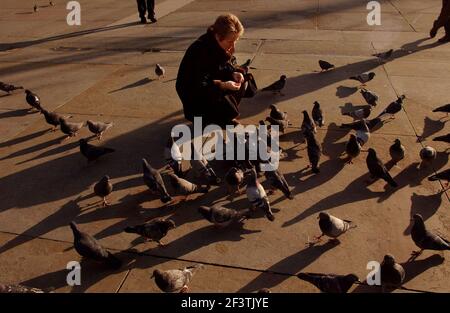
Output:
top-left (0, 135), bottom-right (68, 161)
top-left (336, 86), bottom-right (358, 98)
top-left (237, 240), bottom-right (340, 292)
top-left (108, 78), bottom-right (154, 94)
top-left (403, 191), bottom-right (445, 235)
top-left (0, 129), bottom-right (48, 148)
top-left (0, 109), bottom-right (32, 119)
top-left (417, 117), bottom-right (446, 142)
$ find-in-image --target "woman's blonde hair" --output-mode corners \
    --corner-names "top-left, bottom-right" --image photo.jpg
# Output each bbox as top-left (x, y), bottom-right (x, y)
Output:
top-left (209, 14), bottom-right (244, 40)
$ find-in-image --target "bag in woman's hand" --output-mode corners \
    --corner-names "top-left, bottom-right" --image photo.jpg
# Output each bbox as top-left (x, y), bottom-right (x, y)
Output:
top-left (243, 73), bottom-right (258, 98)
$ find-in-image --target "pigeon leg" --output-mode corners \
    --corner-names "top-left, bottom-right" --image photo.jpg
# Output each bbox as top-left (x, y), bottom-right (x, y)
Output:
top-left (102, 197), bottom-right (110, 207)
top-left (60, 136), bottom-right (70, 143)
top-left (267, 187), bottom-right (275, 195)
top-left (408, 249), bottom-right (423, 261)
top-left (180, 286), bottom-right (189, 293)
top-left (157, 240), bottom-right (167, 247)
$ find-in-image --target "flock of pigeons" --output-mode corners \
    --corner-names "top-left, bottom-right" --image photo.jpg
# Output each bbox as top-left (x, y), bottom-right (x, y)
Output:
top-left (1, 48), bottom-right (450, 294)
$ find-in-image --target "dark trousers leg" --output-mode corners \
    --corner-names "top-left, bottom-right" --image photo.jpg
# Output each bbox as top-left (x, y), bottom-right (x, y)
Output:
top-left (136, 0), bottom-right (146, 19)
top-left (436, 0), bottom-right (450, 29)
top-left (147, 0), bottom-right (155, 18)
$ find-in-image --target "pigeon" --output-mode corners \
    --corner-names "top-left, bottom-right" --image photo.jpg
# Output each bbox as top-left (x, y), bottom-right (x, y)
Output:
top-left (94, 175), bottom-right (113, 206)
top-left (340, 119), bottom-right (370, 146)
top-left (366, 117), bottom-right (383, 131)
top-left (269, 104), bottom-right (287, 120)
top-left (304, 129), bottom-right (321, 174)
top-left (409, 214), bottom-right (450, 260)
top-left (376, 95), bottom-right (406, 119)
top-left (261, 75), bottom-right (286, 95)
top-left (25, 90), bottom-right (42, 111)
top-left (342, 106), bottom-right (372, 120)
top-left (79, 138), bottom-right (115, 163)
top-left (168, 173), bottom-right (210, 199)
top-left (0, 284), bottom-right (49, 293)
top-left (164, 136), bottom-right (183, 177)
top-left (432, 103), bottom-right (450, 117)
top-left (389, 139), bottom-right (405, 165)
top-left (343, 134), bottom-right (361, 164)
top-left (225, 167), bottom-right (245, 197)
top-left (40, 109), bottom-right (69, 131)
top-left (257, 288), bottom-right (271, 293)
top-left (86, 120), bottom-right (113, 140)
top-left (246, 169), bottom-right (275, 221)
top-left (301, 110), bottom-right (317, 134)
top-left (312, 101), bottom-right (324, 127)
top-left (433, 133), bottom-right (450, 144)
top-left (240, 59), bottom-right (252, 68)
top-left (69, 222), bottom-right (122, 269)
top-left (312, 212), bottom-right (356, 243)
top-left (318, 60), bottom-right (335, 72)
top-left (380, 254), bottom-right (405, 290)
top-left (366, 148), bottom-right (398, 187)
top-left (372, 49), bottom-right (394, 61)
top-left (349, 72), bottom-right (376, 85)
top-left (155, 64), bottom-right (165, 79)
top-left (0, 82), bottom-right (23, 94)
top-left (50, 1), bottom-right (55, 6)
top-left (34, 4), bottom-right (38, 12)
top-left (297, 273), bottom-right (359, 293)
top-left (124, 218), bottom-right (175, 246)
top-left (190, 145), bottom-right (221, 185)
top-left (428, 168), bottom-right (450, 189)
top-left (264, 169), bottom-right (293, 199)
top-left (360, 88), bottom-right (379, 106)
top-left (265, 116), bottom-right (289, 133)
top-left (152, 264), bottom-right (204, 293)
top-left (142, 158), bottom-right (172, 203)
top-left (419, 146), bottom-right (437, 169)
top-left (198, 205), bottom-right (251, 227)
top-left (59, 117), bottom-right (85, 139)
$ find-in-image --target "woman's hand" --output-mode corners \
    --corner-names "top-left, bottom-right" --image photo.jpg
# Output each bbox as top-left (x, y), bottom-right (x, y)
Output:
top-left (221, 80), bottom-right (241, 91)
top-left (232, 72), bottom-right (244, 84)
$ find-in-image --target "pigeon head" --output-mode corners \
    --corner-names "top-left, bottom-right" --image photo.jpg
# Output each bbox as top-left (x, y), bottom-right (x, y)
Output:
top-left (313, 101), bottom-right (320, 108)
top-left (101, 175), bottom-right (110, 182)
top-left (25, 89), bottom-right (31, 94)
top-left (368, 72), bottom-right (376, 80)
top-left (280, 75), bottom-right (287, 81)
top-left (412, 213), bottom-right (424, 223)
top-left (349, 134), bottom-right (357, 141)
top-left (39, 109), bottom-right (47, 115)
top-left (258, 120), bottom-right (266, 125)
top-left (318, 212), bottom-right (330, 221)
top-left (269, 104), bottom-right (277, 110)
top-left (394, 138), bottom-right (401, 145)
top-left (156, 64), bottom-right (161, 69)
top-left (163, 219), bottom-right (176, 230)
top-left (198, 206), bottom-right (212, 219)
top-left (382, 254), bottom-right (396, 266)
top-left (69, 222), bottom-right (80, 236)
top-left (86, 120), bottom-right (94, 126)
top-left (368, 148), bottom-right (376, 157)
top-left (345, 274), bottom-right (360, 284)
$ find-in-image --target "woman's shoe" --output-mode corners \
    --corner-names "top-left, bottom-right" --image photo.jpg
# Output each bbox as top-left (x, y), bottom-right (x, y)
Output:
top-left (438, 35), bottom-right (450, 43)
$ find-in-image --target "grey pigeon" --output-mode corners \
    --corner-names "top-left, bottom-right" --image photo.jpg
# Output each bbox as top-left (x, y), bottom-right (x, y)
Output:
top-left (246, 169), bottom-right (275, 221)
top-left (342, 106), bottom-right (372, 120)
top-left (349, 72), bottom-right (376, 85)
top-left (198, 205), bottom-right (251, 227)
top-left (0, 81), bottom-right (23, 94)
top-left (343, 134), bottom-right (361, 164)
top-left (142, 158), bottom-right (172, 203)
top-left (305, 129), bottom-right (321, 174)
top-left (94, 175), bottom-right (113, 206)
top-left (86, 120), bottom-right (113, 140)
top-left (124, 218), bottom-right (175, 246)
top-left (366, 148), bottom-right (398, 187)
top-left (269, 104), bottom-right (287, 120)
top-left (360, 88), bottom-right (379, 106)
top-left (340, 119), bottom-right (370, 146)
top-left (168, 173), bottom-right (210, 199)
top-left (301, 110), bottom-right (317, 134)
top-left (313, 212), bottom-right (356, 243)
top-left (376, 95), bottom-right (406, 119)
top-left (225, 167), bottom-right (244, 198)
top-left (60, 117), bottom-right (84, 139)
top-left (0, 284), bottom-right (48, 293)
top-left (261, 75), bottom-right (286, 95)
top-left (25, 90), bottom-right (42, 111)
top-left (389, 139), bottom-right (405, 165)
top-left (372, 49), bottom-right (394, 61)
top-left (380, 254), bottom-right (405, 290)
top-left (265, 169), bottom-right (293, 199)
top-left (410, 214), bottom-right (450, 260)
top-left (319, 60), bottom-right (335, 72)
top-left (432, 103), bottom-right (450, 117)
top-left (297, 272), bottom-right (359, 293)
top-left (312, 101), bottom-right (324, 127)
top-left (433, 133), bottom-right (450, 143)
top-left (190, 145), bottom-right (221, 185)
top-left (40, 109), bottom-right (68, 131)
top-left (69, 222), bottom-right (122, 269)
top-left (164, 136), bottom-right (183, 177)
top-left (152, 264), bottom-right (204, 293)
top-left (79, 138), bottom-right (115, 163)
top-left (265, 116), bottom-right (289, 133)
top-left (155, 64), bottom-right (165, 79)
top-left (419, 146), bottom-right (437, 169)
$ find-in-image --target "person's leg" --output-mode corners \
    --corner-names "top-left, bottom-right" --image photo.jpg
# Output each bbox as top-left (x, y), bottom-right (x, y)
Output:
top-left (147, 0), bottom-right (157, 22)
top-left (136, 0), bottom-right (147, 23)
top-left (432, 0), bottom-right (450, 38)
top-left (440, 0), bottom-right (450, 42)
